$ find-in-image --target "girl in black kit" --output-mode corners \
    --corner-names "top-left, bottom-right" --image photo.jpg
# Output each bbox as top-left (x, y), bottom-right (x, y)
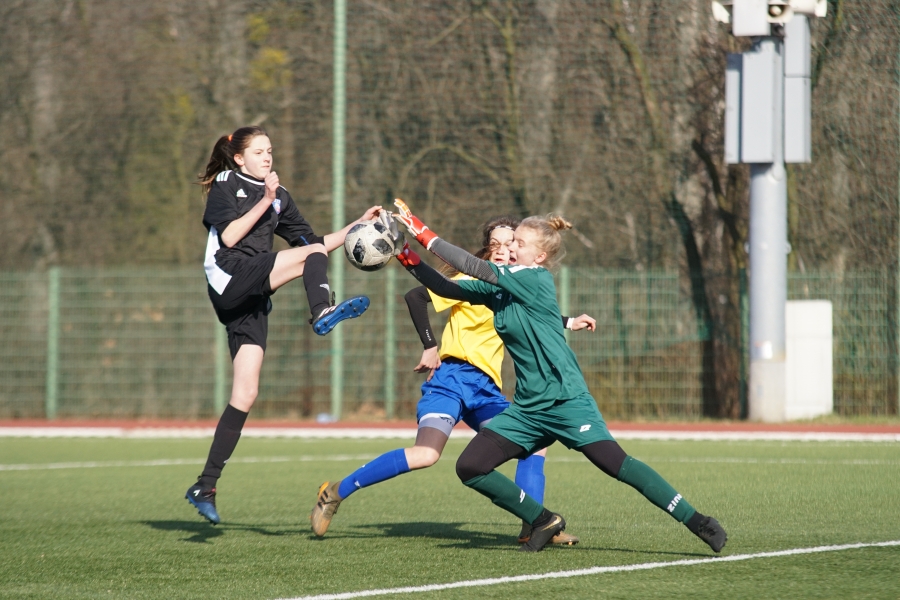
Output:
top-left (187, 126), bottom-right (380, 524)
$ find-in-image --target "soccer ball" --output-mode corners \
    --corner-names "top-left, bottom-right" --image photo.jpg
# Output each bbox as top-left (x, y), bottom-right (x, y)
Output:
top-left (343, 219), bottom-right (400, 271)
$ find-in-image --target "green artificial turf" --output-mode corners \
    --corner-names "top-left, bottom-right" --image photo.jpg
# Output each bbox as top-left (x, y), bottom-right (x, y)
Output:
top-left (1, 437), bottom-right (898, 599)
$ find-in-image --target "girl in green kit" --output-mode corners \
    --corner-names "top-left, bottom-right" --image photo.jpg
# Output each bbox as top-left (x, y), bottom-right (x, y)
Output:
top-left (392, 199), bottom-right (728, 554)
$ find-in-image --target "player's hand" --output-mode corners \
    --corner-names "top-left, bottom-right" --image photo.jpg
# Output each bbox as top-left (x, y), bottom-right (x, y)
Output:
top-left (264, 172), bottom-right (280, 200)
top-left (570, 314), bottom-right (596, 332)
top-left (395, 241), bottom-right (421, 267)
top-left (359, 205), bottom-right (383, 222)
top-left (393, 198), bottom-right (438, 250)
top-left (378, 210), bottom-right (406, 254)
top-left (414, 347), bottom-right (441, 381)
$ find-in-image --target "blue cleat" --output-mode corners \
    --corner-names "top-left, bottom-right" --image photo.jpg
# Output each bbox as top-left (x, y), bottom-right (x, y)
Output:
top-left (186, 484), bottom-right (220, 524)
top-left (311, 295), bottom-right (370, 336)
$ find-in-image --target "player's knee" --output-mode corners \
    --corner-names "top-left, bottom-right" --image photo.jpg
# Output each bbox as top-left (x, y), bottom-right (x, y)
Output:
top-left (306, 244), bottom-right (327, 258)
top-left (407, 446), bottom-right (441, 469)
top-left (456, 448), bottom-right (488, 483)
top-left (230, 384), bottom-right (258, 411)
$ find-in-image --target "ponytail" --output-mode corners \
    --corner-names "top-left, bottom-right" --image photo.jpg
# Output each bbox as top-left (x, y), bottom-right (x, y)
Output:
top-left (197, 126), bottom-right (269, 194)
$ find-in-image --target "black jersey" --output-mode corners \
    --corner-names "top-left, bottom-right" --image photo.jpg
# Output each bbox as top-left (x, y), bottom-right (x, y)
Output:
top-left (203, 170), bottom-right (324, 293)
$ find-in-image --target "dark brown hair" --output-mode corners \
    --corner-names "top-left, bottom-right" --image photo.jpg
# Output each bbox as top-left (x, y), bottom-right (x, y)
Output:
top-left (441, 215), bottom-right (521, 276)
top-left (197, 126), bottom-right (269, 193)
top-left (475, 215), bottom-right (520, 260)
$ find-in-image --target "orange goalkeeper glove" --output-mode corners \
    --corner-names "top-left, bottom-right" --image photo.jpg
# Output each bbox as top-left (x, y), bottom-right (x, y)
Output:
top-left (393, 198), bottom-right (438, 250)
top-left (395, 241), bottom-right (421, 267)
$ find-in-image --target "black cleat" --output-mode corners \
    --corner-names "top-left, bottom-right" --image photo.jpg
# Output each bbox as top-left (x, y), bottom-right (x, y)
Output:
top-left (185, 484), bottom-right (220, 524)
top-left (518, 512), bottom-right (566, 552)
top-left (695, 516), bottom-right (727, 553)
top-left (517, 521), bottom-right (580, 545)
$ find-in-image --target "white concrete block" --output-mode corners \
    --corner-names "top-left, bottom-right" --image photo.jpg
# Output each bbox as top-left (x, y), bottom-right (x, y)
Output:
top-left (785, 300), bottom-right (833, 420)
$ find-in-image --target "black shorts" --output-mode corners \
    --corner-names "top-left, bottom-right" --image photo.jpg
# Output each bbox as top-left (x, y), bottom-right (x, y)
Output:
top-left (208, 252), bottom-right (278, 359)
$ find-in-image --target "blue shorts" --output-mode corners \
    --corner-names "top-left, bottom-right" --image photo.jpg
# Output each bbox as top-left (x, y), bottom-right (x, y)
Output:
top-left (416, 358), bottom-right (509, 436)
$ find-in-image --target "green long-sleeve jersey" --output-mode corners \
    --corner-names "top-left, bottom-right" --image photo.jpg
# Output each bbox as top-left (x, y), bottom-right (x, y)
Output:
top-left (456, 262), bottom-right (590, 411)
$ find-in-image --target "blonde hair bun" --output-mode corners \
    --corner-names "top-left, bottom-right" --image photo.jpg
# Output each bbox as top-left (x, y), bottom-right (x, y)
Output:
top-left (546, 215), bottom-right (573, 232)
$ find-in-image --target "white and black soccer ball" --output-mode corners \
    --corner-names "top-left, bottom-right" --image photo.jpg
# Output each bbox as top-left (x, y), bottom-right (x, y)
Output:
top-left (343, 219), bottom-right (400, 271)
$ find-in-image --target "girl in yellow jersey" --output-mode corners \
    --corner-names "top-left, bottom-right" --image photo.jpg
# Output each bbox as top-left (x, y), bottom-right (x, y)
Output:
top-left (310, 216), bottom-right (595, 544)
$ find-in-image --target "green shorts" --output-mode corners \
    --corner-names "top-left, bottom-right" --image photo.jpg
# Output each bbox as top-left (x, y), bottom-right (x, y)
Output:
top-left (483, 393), bottom-right (616, 454)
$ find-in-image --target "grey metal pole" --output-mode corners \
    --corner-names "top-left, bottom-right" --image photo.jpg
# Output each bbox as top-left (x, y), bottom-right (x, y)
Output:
top-left (331, 0), bottom-right (347, 421)
top-left (45, 267), bottom-right (60, 420)
top-left (748, 36), bottom-right (788, 422)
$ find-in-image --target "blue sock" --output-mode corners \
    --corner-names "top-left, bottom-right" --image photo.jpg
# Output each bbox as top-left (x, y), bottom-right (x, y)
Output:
top-left (337, 448), bottom-right (410, 499)
top-left (515, 454), bottom-right (546, 505)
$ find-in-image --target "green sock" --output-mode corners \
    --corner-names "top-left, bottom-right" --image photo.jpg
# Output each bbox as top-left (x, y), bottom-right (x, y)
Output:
top-left (463, 470), bottom-right (544, 523)
top-left (617, 456), bottom-right (696, 523)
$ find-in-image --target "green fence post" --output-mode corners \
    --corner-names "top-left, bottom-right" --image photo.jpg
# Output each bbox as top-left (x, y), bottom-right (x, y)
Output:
top-left (45, 267), bottom-right (60, 420)
top-left (214, 322), bottom-right (228, 415)
top-left (330, 0), bottom-right (347, 421)
top-left (385, 268), bottom-right (396, 418)
top-left (560, 266), bottom-right (571, 343)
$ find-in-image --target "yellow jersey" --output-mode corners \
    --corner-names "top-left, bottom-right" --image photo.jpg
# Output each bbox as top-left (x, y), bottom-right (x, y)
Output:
top-left (429, 274), bottom-right (504, 389)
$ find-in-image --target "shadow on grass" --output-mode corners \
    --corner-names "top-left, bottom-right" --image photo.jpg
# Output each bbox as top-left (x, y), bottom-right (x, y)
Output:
top-left (142, 519), bottom-right (716, 558)
top-left (142, 520), bottom-right (305, 544)
top-left (143, 520), bottom-right (225, 544)
top-left (314, 521), bottom-right (518, 550)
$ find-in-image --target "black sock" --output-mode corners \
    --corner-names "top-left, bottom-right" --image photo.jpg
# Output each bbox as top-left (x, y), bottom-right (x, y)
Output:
top-left (303, 252), bottom-right (331, 318)
top-left (198, 404), bottom-right (249, 489)
top-left (685, 511), bottom-right (706, 534)
top-left (530, 508), bottom-right (554, 527)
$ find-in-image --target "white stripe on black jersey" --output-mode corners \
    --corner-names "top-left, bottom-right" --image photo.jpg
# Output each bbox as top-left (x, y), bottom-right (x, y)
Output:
top-left (202, 170), bottom-right (324, 288)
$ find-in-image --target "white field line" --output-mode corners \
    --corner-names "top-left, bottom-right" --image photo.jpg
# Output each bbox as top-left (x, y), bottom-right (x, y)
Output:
top-left (1, 427), bottom-right (899, 442)
top-left (277, 540), bottom-right (900, 600)
top-left (2, 454), bottom-right (897, 472)
top-left (551, 456), bottom-right (900, 466)
top-left (0, 454), bottom-right (376, 471)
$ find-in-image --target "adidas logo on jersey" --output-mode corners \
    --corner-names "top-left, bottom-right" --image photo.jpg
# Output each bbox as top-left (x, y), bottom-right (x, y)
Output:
top-left (236, 189), bottom-right (247, 197)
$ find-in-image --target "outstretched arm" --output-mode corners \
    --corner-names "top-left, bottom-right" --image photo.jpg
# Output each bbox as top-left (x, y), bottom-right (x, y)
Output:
top-left (404, 262), bottom-right (470, 302)
top-left (321, 205), bottom-right (383, 252)
top-left (393, 199), bottom-right (498, 284)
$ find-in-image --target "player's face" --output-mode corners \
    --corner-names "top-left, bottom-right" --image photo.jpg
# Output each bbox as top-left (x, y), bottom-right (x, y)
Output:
top-left (488, 228), bottom-right (515, 265)
top-left (511, 226), bottom-right (547, 267)
top-left (235, 135), bottom-right (273, 179)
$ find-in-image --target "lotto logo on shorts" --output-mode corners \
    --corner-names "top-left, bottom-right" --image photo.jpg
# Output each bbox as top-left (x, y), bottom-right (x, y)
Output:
top-left (579, 424), bottom-right (591, 432)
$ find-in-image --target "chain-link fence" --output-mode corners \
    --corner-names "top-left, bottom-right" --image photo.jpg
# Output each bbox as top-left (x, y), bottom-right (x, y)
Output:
top-left (0, 266), bottom-right (894, 420)
top-left (0, 2), bottom-right (897, 419)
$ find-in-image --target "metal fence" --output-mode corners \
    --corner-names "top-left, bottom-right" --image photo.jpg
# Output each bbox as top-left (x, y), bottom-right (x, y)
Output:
top-left (1, 266), bottom-right (894, 420)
